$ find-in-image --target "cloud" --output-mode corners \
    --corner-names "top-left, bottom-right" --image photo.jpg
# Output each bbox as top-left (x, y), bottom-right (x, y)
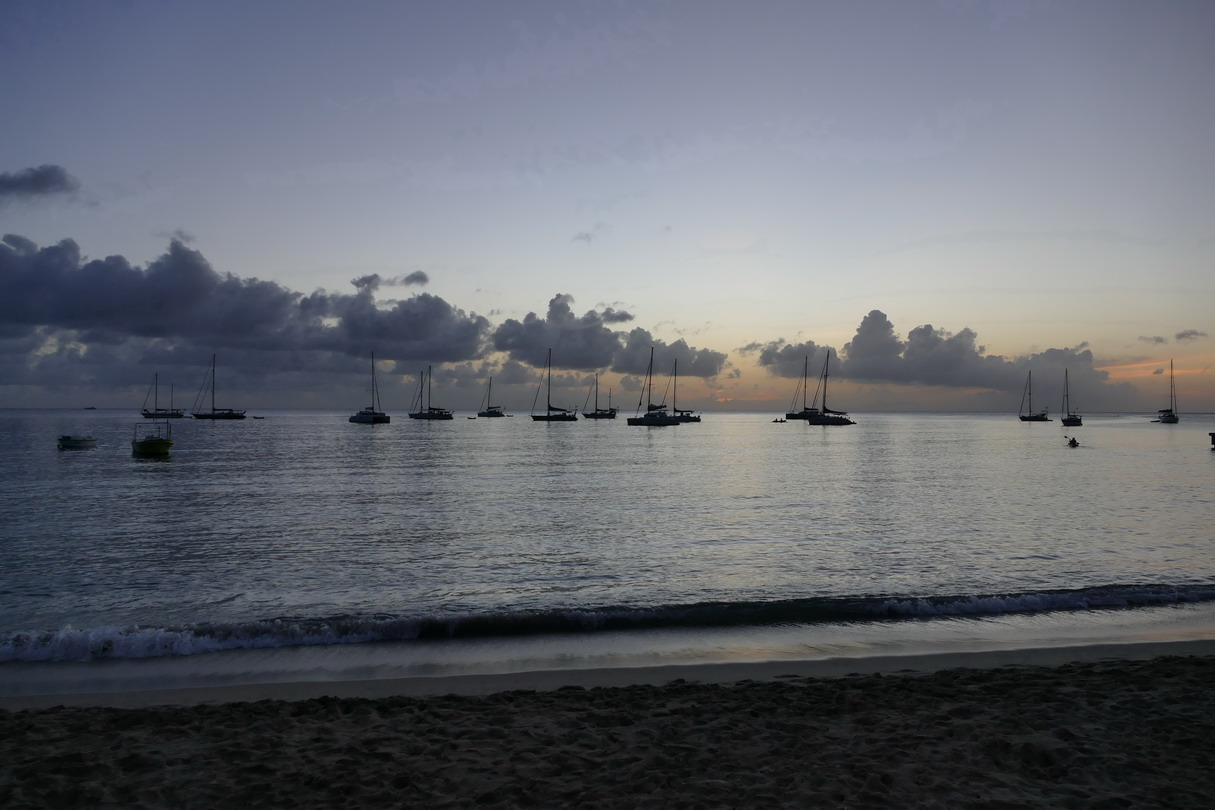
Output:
top-left (1175, 329), bottom-right (1208, 342)
top-left (0, 235), bottom-right (490, 366)
top-left (1139, 335), bottom-right (1168, 344)
top-left (492, 294), bottom-right (623, 369)
top-left (0, 164), bottom-right (80, 202)
top-left (394, 271), bottom-right (429, 286)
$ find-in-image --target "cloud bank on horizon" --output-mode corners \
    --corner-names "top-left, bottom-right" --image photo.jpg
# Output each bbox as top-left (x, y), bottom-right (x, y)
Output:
top-left (1, 228), bottom-right (1193, 411)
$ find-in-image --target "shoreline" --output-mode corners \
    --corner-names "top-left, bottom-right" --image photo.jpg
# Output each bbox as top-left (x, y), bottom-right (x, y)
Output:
top-left (4, 637), bottom-right (1213, 710)
top-left (3, 641), bottom-right (1214, 808)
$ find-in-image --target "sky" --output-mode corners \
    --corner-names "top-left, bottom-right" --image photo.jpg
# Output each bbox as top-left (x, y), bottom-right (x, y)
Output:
top-left (2, 0), bottom-right (1212, 414)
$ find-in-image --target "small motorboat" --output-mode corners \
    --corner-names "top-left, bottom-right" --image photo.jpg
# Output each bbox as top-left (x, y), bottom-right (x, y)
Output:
top-left (132, 422), bottom-right (174, 456)
top-left (57, 435), bottom-right (97, 450)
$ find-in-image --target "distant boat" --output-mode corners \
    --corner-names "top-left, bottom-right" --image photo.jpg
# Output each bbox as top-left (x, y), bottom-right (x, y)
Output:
top-left (786, 351), bottom-right (854, 425)
top-left (580, 372), bottom-right (617, 419)
top-left (191, 355), bottom-right (246, 419)
top-left (57, 435), bottom-right (97, 450)
top-left (531, 349), bottom-right (578, 422)
top-left (1154, 359), bottom-right (1179, 423)
top-left (1060, 369), bottom-right (1082, 427)
top-left (477, 376), bottom-right (506, 418)
top-left (141, 372), bottom-right (185, 419)
top-left (83, 406), bottom-right (97, 410)
top-left (131, 421), bottom-right (173, 455)
top-left (349, 353), bottom-right (390, 424)
top-left (627, 347), bottom-right (679, 426)
top-left (670, 360), bottom-right (701, 423)
top-left (408, 366), bottom-right (453, 420)
top-left (1017, 370), bottom-right (1050, 422)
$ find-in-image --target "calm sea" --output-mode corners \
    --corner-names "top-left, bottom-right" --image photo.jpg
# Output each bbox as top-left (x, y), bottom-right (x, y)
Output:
top-left (2, 408), bottom-right (1213, 697)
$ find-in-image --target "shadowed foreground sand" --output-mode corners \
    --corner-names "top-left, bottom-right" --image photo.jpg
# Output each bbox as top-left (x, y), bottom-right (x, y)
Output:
top-left (3, 655), bottom-right (1215, 808)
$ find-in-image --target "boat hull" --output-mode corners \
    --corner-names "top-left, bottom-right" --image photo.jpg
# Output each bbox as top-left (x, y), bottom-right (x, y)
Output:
top-left (409, 411), bottom-right (454, 420)
top-left (132, 438), bottom-right (174, 455)
top-left (349, 410), bottom-right (390, 424)
top-left (1018, 413), bottom-right (1051, 422)
top-left (1061, 415), bottom-right (1083, 427)
top-left (57, 435), bottom-right (97, 450)
top-left (142, 409), bottom-right (186, 419)
top-left (193, 410), bottom-right (246, 420)
top-left (477, 409), bottom-right (506, 418)
top-left (626, 414), bottom-right (679, 426)
top-left (531, 413), bottom-right (577, 422)
top-left (582, 410), bottom-right (616, 419)
top-left (1157, 411), bottom-right (1179, 424)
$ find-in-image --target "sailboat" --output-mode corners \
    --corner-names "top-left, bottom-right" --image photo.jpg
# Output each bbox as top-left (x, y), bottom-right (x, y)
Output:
top-left (530, 349), bottom-right (578, 421)
top-left (670, 360), bottom-right (700, 423)
top-left (477, 377), bottom-right (506, 417)
top-left (1017, 370), bottom-right (1050, 422)
top-left (1060, 369), bottom-right (1082, 427)
top-left (191, 355), bottom-right (247, 419)
top-left (141, 372), bottom-right (185, 418)
top-left (349, 353), bottom-right (390, 423)
top-left (408, 366), bottom-right (453, 420)
top-left (627, 347), bottom-right (679, 426)
top-left (785, 351), bottom-right (854, 425)
top-left (581, 372), bottom-right (617, 419)
top-left (1154, 359), bottom-right (1179, 423)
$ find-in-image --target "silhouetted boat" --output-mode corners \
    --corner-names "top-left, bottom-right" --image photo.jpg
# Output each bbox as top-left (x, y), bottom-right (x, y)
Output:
top-left (57, 435), bottom-right (97, 449)
top-left (671, 360), bottom-right (700, 423)
top-left (581, 372), bottom-right (617, 419)
top-left (132, 421), bottom-right (173, 455)
top-left (349, 353), bottom-right (390, 424)
top-left (627, 348), bottom-right (679, 426)
top-left (191, 355), bottom-right (246, 419)
top-left (1154, 359), bottom-right (1179, 423)
top-left (1017, 370), bottom-right (1050, 422)
top-left (141, 372), bottom-right (185, 418)
top-left (1060, 369), bottom-right (1082, 427)
top-left (477, 376), bottom-right (506, 418)
top-left (786, 351), bottom-right (854, 425)
top-left (408, 366), bottom-right (454, 420)
top-left (531, 349), bottom-right (578, 421)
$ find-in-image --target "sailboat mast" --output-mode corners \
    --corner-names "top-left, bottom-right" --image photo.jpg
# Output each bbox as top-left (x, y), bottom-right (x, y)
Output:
top-left (211, 354), bottom-right (217, 412)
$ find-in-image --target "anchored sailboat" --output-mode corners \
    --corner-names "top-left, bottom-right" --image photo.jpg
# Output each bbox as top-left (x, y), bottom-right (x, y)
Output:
top-left (671, 360), bottom-right (700, 423)
top-left (141, 372), bottom-right (185, 418)
top-left (1060, 369), bottom-right (1082, 427)
top-left (785, 351), bottom-right (854, 425)
top-left (408, 366), bottom-right (453, 420)
top-left (1017, 370), bottom-right (1050, 422)
top-left (191, 355), bottom-right (246, 419)
top-left (531, 349), bottom-right (578, 421)
top-left (1155, 359), bottom-right (1179, 423)
top-left (477, 376), bottom-right (506, 417)
top-left (627, 347), bottom-right (679, 426)
top-left (581, 372), bottom-right (617, 419)
top-left (349, 353), bottom-right (390, 424)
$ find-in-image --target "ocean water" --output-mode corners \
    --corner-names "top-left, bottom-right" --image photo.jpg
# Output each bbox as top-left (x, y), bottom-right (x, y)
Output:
top-left (2, 408), bottom-right (1213, 697)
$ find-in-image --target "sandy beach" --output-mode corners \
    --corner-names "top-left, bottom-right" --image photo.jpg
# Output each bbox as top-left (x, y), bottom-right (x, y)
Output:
top-left (3, 643), bottom-right (1215, 808)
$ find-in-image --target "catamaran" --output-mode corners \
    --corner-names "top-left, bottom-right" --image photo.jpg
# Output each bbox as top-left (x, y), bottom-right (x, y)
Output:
top-left (1155, 359), bottom-right (1179, 423)
top-left (785, 350), bottom-right (854, 425)
top-left (408, 366), bottom-right (453, 420)
top-left (627, 347), bottom-right (679, 426)
top-left (141, 372), bottom-right (185, 418)
top-left (581, 372), bottom-right (617, 419)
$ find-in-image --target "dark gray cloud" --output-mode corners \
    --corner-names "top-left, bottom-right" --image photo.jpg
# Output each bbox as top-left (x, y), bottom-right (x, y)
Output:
top-left (492, 294), bottom-right (624, 369)
top-left (1175, 329), bottom-right (1208, 342)
top-left (1139, 335), bottom-right (1168, 344)
top-left (746, 309), bottom-right (1132, 410)
top-left (395, 270), bottom-right (429, 286)
top-left (0, 235), bottom-right (490, 368)
top-left (0, 164), bottom-right (79, 201)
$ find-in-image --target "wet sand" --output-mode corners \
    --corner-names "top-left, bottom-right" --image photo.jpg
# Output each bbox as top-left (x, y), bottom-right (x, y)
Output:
top-left (3, 643), bottom-right (1214, 808)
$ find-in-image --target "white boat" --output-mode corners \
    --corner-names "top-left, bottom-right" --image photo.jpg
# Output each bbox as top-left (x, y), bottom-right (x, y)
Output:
top-left (141, 372), bottom-right (185, 418)
top-left (531, 349), bottom-right (578, 421)
top-left (786, 351), bottom-right (854, 425)
top-left (580, 372), bottom-right (617, 419)
top-left (408, 366), bottom-right (453, 420)
top-left (477, 376), bottom-right (506, 418)
top-left (1155, 359), bottom-right (1179, 423)
top-left (1060, 369), bottom-right (1082, 427)
top-left (627, 347), bottom-right (679, 426)
top-left (191, 354), bottom-right (247, 419)
top-left (1017, 370), bottom-right (1050, 422)
top-left (349, 353), bottom-right (390, 424)
top-left (57, 435), bottom-right (97, 450)
top-left (132, 421), bottom-right (173, 455)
